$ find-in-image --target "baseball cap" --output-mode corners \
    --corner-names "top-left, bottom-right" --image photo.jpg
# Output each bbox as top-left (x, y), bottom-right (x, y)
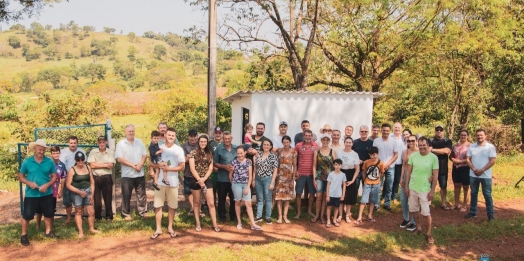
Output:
top-left (214, 127), bottom-right (222, 133)
top-left (319, 133), bottom-right (331, 140)
top-left (279, 121), bottom-right (288, 126)
top-left (97, 136), bottom-right (107, 142)
top-left (435, 124), bottom-right (444, 130)
top-left (188, 129), bottom-right (198, 136)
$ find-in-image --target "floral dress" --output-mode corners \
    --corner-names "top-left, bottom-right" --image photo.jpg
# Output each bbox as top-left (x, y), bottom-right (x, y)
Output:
top-left (275, 149), bottom-right (297, 200)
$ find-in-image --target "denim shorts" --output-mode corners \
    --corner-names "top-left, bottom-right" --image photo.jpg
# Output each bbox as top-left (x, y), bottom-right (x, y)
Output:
top-left (296, 175), bottom-right (315, 194)
top-left (361, 184), bottom-right (380, 205)
top-left (231, 183), bottom-right (251, 201)
top-left (315, 179), bottom-right (327, 193)
top-left (62, 187), bottom-right (73, 206)
top-left (72, 187), bottom-right (92, 207)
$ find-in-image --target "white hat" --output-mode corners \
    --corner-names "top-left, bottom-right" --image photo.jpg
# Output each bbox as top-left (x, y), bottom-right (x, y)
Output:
top-left (28, 139), bottom-right (48, 150)
top-left (319, 133), bottom-right (331, 140)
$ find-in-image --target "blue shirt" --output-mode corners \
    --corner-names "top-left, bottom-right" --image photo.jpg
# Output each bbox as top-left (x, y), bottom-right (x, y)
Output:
top-left (20, 156), bottom-right (57, 198)
top-left (213, 144), bottom-right (238, 182)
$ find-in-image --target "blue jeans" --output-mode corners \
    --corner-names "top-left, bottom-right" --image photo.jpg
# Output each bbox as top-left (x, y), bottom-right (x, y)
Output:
top-left (255, 176), bottom-right (273, 219)
top-left (469, 176), bottom-right (494, 218)
top-left (380, 168), bottom-right (394, 207)
top-left (400, 186), bottom-right (416, 225)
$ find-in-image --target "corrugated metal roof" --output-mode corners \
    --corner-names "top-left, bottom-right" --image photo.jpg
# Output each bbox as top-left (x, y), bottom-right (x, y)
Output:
top-left (223, 90), bottom-right (385, 102)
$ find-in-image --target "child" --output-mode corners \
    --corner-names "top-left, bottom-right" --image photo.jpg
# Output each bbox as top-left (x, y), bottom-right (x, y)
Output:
top-left (149, 130), bottom-right (166, 190)
top-left (356, 146), bottom-right (385, 224)
top-left (325, 159), bottom-right (347, 228)
top-left (243, 123), bottom-right (261, 149)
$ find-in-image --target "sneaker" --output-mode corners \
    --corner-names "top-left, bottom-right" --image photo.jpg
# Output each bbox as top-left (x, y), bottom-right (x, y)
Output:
top-left (384, 206), bottom-right (393, 212)
top-left (406, 223), bottom-right (417, 231)
top-left (464, 213), bottom-right (477, 219)
top-left (265, 218), bottom-right (272, 224)
top-left (373, 206), bottom-right (380, 212)
top-left (488, 216), bottom-right (495, 222)
top-left (254, 217), bottom-right (263, 223)
top-left (45, 232), bottom-right (58, 238)
top-left (20, 235), bottom-right (30, 246)
top-left (400, 220), bottom-right (410, 228)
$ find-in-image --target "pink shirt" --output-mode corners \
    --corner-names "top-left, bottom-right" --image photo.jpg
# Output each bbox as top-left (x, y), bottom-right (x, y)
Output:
top-left (452, 142), bottom-right (470, 168)
top-left (295, 141), bottom-right (319, 176)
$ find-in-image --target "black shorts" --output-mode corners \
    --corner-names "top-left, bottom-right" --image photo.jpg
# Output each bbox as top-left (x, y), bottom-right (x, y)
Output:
top-left (23, 194), bottom-right (55, 220)
top-left (189, 177), bottom-right (213, 191)
top-left (326, 197), bottom-right (341, 207)
top-left (452, 166), bottom-right (470, 186)
top-left (437, 173), bottom-right (448, 189)
top-left (36, 196), bottom-right (57, 215)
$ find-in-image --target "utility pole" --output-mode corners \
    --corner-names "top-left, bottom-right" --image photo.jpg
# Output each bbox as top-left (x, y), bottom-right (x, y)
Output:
top-left (207, 0), bottom-right (217, 136)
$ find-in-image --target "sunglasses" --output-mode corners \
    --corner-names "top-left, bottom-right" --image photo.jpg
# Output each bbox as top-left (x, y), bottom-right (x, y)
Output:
top-left (436, 129), bottom-right (444, 132)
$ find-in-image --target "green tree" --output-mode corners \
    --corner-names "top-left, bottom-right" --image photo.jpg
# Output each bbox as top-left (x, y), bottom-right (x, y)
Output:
top-left (80, 63), bottom-right (107, 82)
top-left (143, 31), bottom-right (155, 39)
top-left (103, 27), bottom-right (116, 34)
top-left (152, 44), bottom-right (167, 60)
top-left (128, 32), bottom-right (136, 42)
top-left (113, 60), bottom-right (136, 80)
top-left (127, 45), bottom-right (137, 61)
top-left (7, 35), bottom-right (21, 48)
top-left (25, 47), bottom-right (42, 61)
top-left (147, 63), bottom-right (186, 89)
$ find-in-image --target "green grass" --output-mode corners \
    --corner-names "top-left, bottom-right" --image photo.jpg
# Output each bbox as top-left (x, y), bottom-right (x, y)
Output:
top-left (0, 180), bottom-right (19, 191)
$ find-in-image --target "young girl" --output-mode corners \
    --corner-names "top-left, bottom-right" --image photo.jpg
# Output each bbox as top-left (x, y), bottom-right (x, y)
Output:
top-left (244, 123), bottom-right (261, 149)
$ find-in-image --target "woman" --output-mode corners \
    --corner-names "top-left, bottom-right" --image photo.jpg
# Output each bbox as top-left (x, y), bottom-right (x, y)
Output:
top-left (311, 134), bottom-right (336, 223)
top-left (189, 135), bottom-right (220, 232)
top-left (399, 134), bottom-right (419, 230)
top-left (337, 137), bottom-right (360, 223)
top-left (229, 146), bottom-right (262, 230)
top-left (253, 139), bottom-right (279, 224)
top-left (402, 129), bottom-right (412, 142)
top-left (275, 136), bottom-right (297, 224)
top-left (450, 130), bottom-right (471, 212)
top-left (66, 151), bottom-right (99, 238)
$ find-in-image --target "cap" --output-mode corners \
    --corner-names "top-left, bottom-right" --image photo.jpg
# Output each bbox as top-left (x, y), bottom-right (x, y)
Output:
top-left (319, 133), bottom-right (331, 140)
top-left (435, 124), bottom-right (444, 130)
top-left (188, 129), bottom-right (198, 136)
top-left (214, 127), bottom-right (222, 133)
top-left (279, 121), bottom-right (288, 126)
top-left (97, 136), bottom-right (107, 142)
top-left (74, 151), bottom-right (86, 161)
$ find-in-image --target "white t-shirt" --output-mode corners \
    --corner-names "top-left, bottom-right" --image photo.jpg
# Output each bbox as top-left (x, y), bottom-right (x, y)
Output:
top-left (390, 134), bottom-right (406, 165)
top-left (273, 134), bottom-right (294, 149)
top-left (327, 171), bottom-right (347, 197)
top-left (158, 143), bottom-right (185, 187)
top-left (59, 148), bottom-right (86, 171)
top-left (337, 150), bottom-right (360, 169)
top-left (467, 142), bottom-right (497, 179)
top-left (373, 137), bottom-right (399, 168)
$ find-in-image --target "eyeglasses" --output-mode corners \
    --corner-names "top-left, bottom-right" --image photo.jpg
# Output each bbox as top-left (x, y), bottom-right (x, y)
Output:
top-left (407, 140), bottom-right (416, 142)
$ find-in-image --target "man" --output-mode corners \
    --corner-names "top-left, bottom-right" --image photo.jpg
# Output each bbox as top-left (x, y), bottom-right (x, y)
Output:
top-left (294, 130), bottom-right (318, 218)
top-left (465, 129), bottom-right (497, 221)
top-left (294, 120), bottom-right (317, 144)
top-left (88, 136), bottom-right (116, 221)
top-left (391, 122), bottom-right (406, 204)
top-left (330, 130), bottom-right (343, 150)
top-left (150, 128), bottom-right (185, 239)
top-left (249, 122), bottom-right (269, 152)
top-left (370, 124), bottom-right (380, 140)
top-left (115, 124), bottom-right (148, 220)
top-left (19, 139), bottom-right (58, 246)
top-left (158, 121), bottom-right (180, 145)
top-left (59, 136), bottom-right (85, 224)
top-left (405, 137), bottom-right (438, 244)
top-left (429, 124), bottom-right (452, 210)
top-left (213, 131), bottom-right (237, 222)
top-left (353, 125), bottom-right (374, 191)
top-left (273, 121), bottom-right (293, 151)
top-left (344, 125), bottom-right (354, 139)
top-left (182, 129), bottom-right (198, 216)
top-left (372, 123), bottom-right (398, 211)
top-left (209, 126), bottom-right (223, 201)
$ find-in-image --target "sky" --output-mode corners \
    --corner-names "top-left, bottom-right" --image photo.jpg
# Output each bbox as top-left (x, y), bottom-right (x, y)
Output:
top-left (1, 0), bottom-right (209, 36)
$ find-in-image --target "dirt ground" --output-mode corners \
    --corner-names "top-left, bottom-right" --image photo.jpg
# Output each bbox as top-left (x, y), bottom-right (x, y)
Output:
top-left (2, 186), bottom-right (524, 260)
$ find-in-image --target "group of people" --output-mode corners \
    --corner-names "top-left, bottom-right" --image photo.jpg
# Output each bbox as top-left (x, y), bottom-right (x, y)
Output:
top-left (18, 120), bottom-right (497, 246)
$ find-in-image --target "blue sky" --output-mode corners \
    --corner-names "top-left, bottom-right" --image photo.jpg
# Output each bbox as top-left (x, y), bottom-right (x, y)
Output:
top-left (1, 0), bottom-right (208, 35)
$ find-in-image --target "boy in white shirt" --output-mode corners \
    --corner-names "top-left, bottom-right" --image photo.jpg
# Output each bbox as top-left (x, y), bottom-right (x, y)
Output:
top-left (326, 159), bottom-right (347, 228)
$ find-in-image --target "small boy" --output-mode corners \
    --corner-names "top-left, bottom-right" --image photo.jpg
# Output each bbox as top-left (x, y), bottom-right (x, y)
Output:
top-left (326, 159), bottom-right (347, 228)
top-left (356, 146), bottom-right (385, 224)
top-left (149, 130), bottom-right (166, 190)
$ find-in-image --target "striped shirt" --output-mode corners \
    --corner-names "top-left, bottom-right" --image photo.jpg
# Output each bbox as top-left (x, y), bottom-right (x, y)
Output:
top-left (295, 141), bottom-right (318, 176)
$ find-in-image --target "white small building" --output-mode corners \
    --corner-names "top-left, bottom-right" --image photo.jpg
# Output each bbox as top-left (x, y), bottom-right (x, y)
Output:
top-left (223, 90), bottom-right (384, 145)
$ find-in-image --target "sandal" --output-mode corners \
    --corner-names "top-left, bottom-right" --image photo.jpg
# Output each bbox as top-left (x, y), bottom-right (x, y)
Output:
top-left (325, 223), bottom-right (332, 228)
top-left (284, 218), bottom-right (291, 224)
top-left (345, 216), bottom-right (352, 223)
top-left (276, 219), bottom-right (282, 224)
top-left (152, 183), bottom-right (160, 191)
top-left (459, 207), bottom-right (467, 212)
top-left (162, 179), bottom-right (170, 186)
top-left (426, 234), bottom-right (435, 244)
top-left (310, 218), bottom-right (317, 223)
top-left (200, 212), bottom-right (205, 218)
top-left (188, 210), bottom-right (194, 216)
top-left (236, 224), bottom-right (243, 230)
top-left (212, 226), bottom-right (221, 232)
top-left (333, 221), bottom-right (340, 227)
top-left (367, 218), bottom-right (376, 223)
top-left (168, 231), bottom-right (177, 238)
top-left (150, 232), bottom-right (161, 239)
top-left (440, 205), bottom-right (450, 210)
top-left (336, 216), bottom-right (342, 223)
top-left (321, 219), bottom-right (327, 224)
top-left (195, 227), bottom-right (201, 232)
top-left (354, 219), bottom-right (362, 225)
